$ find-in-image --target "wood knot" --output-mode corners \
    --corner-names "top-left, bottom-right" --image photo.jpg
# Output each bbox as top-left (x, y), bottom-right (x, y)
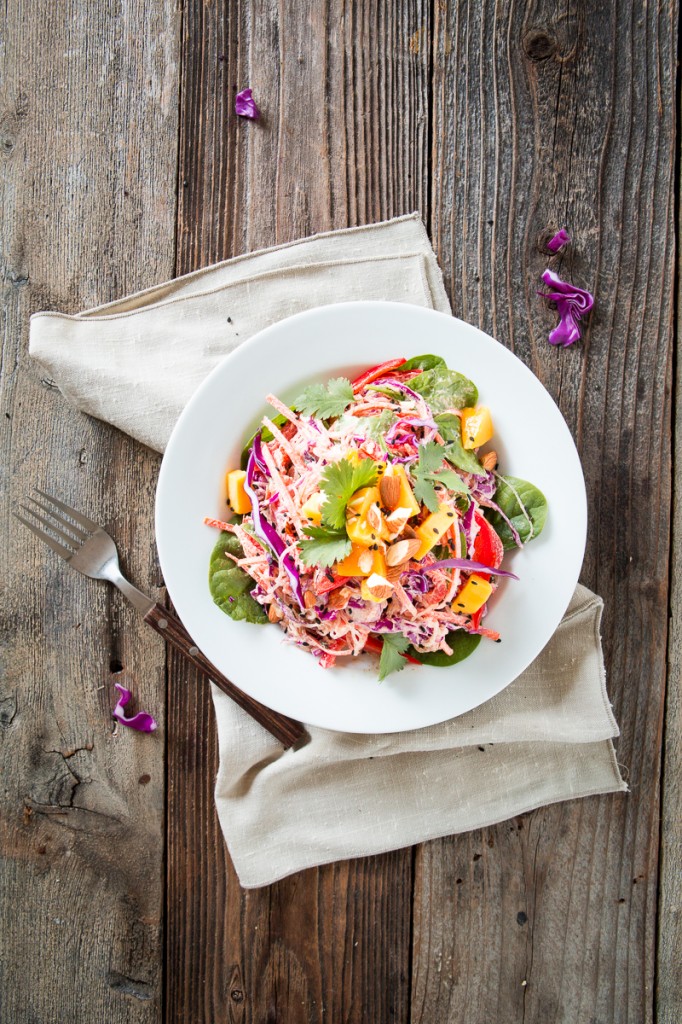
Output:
top-left (523, 30), bottom-right (557, 62)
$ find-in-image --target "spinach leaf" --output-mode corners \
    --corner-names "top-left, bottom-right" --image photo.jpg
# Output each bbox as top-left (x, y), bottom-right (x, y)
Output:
top-left (399, 354), bottom-right (447, 372)
top-left (240, 416), bottom-right (285, 469)
top-left (410, 631), bottom-right (481, 667)
top-left (208, 531), bottom-right (268, 624)
top-left (410, 366), bottom-right (478, 413)
top-left (486, 476), bottom-right (548, 550)
top-left (435, 413), bottom-right (486, 476)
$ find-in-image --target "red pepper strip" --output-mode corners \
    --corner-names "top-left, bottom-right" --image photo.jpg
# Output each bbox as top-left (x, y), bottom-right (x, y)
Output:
top-left (364, 634), bottom-right (420, 664)
top-left (470, 607), bottom-right (484, 631)
top-left (351, 358), bottom-right (407, 393)
top-left (472, 511), bottom-right (504, 569)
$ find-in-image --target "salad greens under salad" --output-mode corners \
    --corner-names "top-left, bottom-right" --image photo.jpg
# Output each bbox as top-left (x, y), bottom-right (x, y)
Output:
top-left (204, 355), bottom-right (547, 681)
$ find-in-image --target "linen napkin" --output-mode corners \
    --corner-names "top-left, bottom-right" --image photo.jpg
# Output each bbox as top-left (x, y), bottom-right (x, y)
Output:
top-left (29, 213), bottom-right (626, 888)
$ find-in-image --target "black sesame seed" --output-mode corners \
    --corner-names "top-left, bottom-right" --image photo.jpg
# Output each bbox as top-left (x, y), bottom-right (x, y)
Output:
top-left (471, 580), bottom-right (478, 586)
top-left (456, 603), bottom-right (465, 608)
top-left (371, 533), bottom-right (376, 540)
top-left (495, 638), bottom-right (502, 643)
top-left (468, 436), bottom-right (475, 442)
top-left (447, 512), bottom-right (454, 517)
top-left (432, 527), bottom-right (439, 534)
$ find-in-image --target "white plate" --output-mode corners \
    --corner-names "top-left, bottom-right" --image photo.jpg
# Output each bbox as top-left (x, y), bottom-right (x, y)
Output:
top-left (156, 301), bottom-right (586, 733)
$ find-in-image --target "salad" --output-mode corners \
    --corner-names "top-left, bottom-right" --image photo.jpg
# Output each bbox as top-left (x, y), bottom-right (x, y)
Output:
top-left (205, 354), bottom-right (547, 681)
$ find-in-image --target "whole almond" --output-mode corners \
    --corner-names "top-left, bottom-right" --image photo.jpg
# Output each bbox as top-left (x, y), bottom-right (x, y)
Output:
top-left (268, 603), bottom-right (283, 622)
top-left (366, 502), bottom-right (382, 532)
top-left (379, 474), bottom-right (401, 511)
top-left (385, 506), bottom-right (413, 534)
top-left (327, 587), bottom-right (351, 609)
top-left (402, 524), bottom-right (418, 539)
top-left (386, 538), bottom-right (421, 566)
top-left (481, 450), bottom-right (498, 471)
top-left (385, 564), bottom-right (404, 583)
top-left (365, 573), bottom-right (394, 601)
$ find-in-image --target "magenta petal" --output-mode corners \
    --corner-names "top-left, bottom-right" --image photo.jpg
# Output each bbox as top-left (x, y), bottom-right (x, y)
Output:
top-left (235, 88), bottom-right (260, 120)
top-left (112, 683), bottom-right (158, 733)
top-left (546, 228), bottom-right (571, 253)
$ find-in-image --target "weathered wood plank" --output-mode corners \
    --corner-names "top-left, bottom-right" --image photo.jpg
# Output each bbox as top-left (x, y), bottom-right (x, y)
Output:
top-left (414, 2), bottom-right (676, 1022)
top-left (657, 115), bottom-right (682, 1024)
top-left (0, 2), bottom-right (180, 1020)
top-left (167, 1), bottom-right (430, 1021)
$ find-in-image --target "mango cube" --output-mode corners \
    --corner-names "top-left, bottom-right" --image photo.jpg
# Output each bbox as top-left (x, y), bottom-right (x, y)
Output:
top-left (301, 491), bottom-right (324, 525)
top-left (413, 504), bottom-right (457, 560)
top-left (346, 516), bottom-right (381, 547)
top-left (452, 574), bottom-right (492, 615)
top-left (347, 486), bottom-right (380, 517)
top-left (461, 406), bottom-right (493, 450)
top-left (226, 469), bottom-right (252, 514)
top-left (336, 545), bottom-right (386, 578)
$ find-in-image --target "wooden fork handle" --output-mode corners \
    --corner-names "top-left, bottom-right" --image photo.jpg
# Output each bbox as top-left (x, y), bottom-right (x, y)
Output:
top-left (144, 603), bottom-right (305, 748)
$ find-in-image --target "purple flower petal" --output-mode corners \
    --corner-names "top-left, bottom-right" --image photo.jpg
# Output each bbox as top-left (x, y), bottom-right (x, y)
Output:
top-left (539, 268), bottom-right (594, 347)
top-left (112, 683), bottom-right (158, 733)
top-left (235, 88), bottom-right (260, 120)
top-left (546, 228), bottom-right (571, 253)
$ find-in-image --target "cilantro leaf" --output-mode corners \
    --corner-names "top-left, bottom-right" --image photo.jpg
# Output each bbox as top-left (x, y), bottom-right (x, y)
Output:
top-left (298, 525), bottom-right (352, 567)
top-left (411, 441), bottom-right (470, 512)
top-left (413, 474), bottom-right (440, 513)
top-left (293, 377), bottom-right (354, 420)
top-left (319, 458), bottom-right (378, 529)
top-left (432, 468), bottom-right (469, 493)
top-left (435, 413), bottom-right (487, 476)
top-left (411, 442), bottom-right (446, 512)
top-left (378, 633), bottom-right (411, 681)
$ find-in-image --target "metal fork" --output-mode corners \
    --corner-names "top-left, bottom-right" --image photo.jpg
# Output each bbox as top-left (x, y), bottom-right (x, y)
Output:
top-left (15, 490), bottom-right (304, 748)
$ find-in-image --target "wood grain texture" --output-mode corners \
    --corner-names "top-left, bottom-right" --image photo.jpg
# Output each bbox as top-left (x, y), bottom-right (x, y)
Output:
top-left (0, 2), bottom-right (180, 1021)
top-left (657, 109), bottom-right (682, 1024)
top-left (167, 1), bottom-right (430, 1021)
top-left (144, 604), bottom-right (303, 747)
top-left (416, 2), bottom-right (677, 1023)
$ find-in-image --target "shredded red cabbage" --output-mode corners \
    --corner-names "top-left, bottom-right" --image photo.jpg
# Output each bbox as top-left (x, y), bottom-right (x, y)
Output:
top-left (235, 88), bottom-right (260, 119)
top-left (386, 416), bottom-right (438, 445)
top-left (245, 437), bottom-right (305, 609)
top-left (420, 558), bottom-right (519, 579)
top-left (539, 268), bottom-right (594, 347)
top-left (546, 228), bottom-right (571, 253)
top-left (112, 684), bottom-right (158, 733)
top-left (472, 471), bottom-right (496, 501)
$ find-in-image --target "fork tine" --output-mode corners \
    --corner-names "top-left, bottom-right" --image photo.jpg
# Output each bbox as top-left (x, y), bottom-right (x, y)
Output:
top-left (35, 489), bottom-right (99, 533)
top-left (19, 503), bottom-right (81, 549)
top-left (26, 495), bottom-right (89, 541)
top-left (14, 512), bottom-right (75, 560)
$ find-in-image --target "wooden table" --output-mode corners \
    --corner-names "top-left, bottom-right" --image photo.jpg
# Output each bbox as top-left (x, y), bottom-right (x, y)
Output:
top-left (1, 2), bottom-right (679, 1021)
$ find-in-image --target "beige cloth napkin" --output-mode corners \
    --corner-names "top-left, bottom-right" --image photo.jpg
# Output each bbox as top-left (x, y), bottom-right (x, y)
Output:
top-left (29, 213), bottom-right (626, 888)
